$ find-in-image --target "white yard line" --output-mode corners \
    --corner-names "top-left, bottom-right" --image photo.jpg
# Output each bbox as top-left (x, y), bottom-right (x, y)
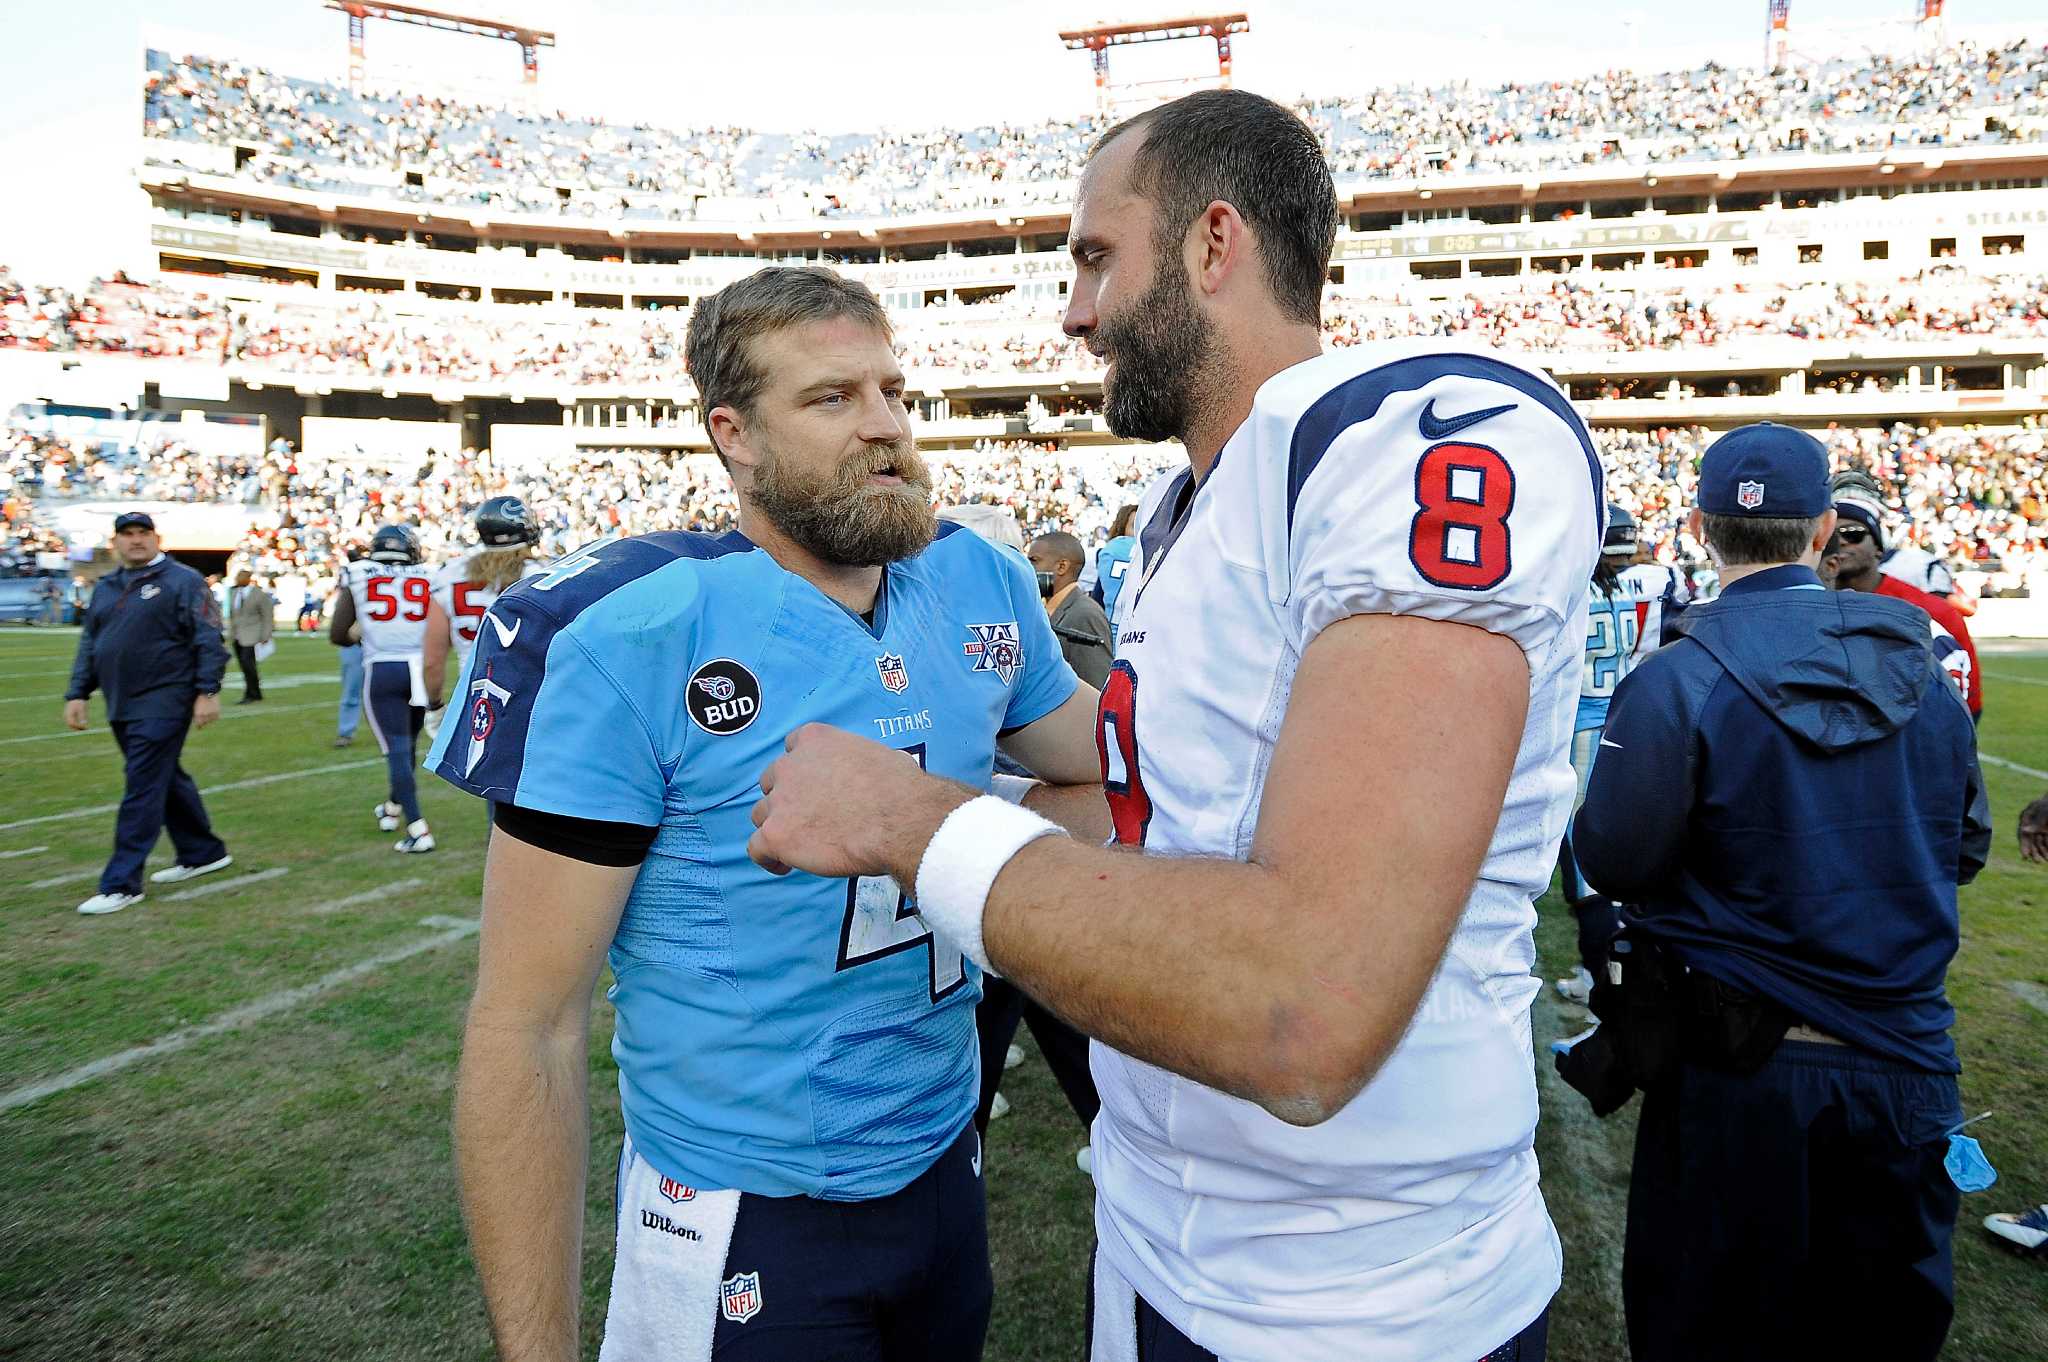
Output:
top-left (0, 913), bottom-right (480, 1116)
top-left (1981, 752), bottom-right (2048, 783)
top-left (24, 868), bottom-right (102, 891)
top-left (0, 700), bottom-right (332, 746)
top-left (162, 867), bottom-right (291, 901)
top-left (2009, 981), bottom-right (2048, 1019)
top-left (1984, 671), bottom-right (2048, 688)
top-left (0, 759), bottom-right (382, 832)
top-left (307, 878), bottom-right (428, 915)
top-left (0, 845), bottom-right (48, 860)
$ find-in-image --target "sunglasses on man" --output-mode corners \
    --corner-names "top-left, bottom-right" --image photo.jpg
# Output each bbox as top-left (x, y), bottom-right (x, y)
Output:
top-left (1833, 525), bottom-right (1872, 545)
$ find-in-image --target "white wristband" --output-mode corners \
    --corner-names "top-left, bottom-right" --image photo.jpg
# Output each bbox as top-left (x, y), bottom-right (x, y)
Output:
top-left (914, 796), bottom-right (1063, 972)
top-left (989, 773), bottom-right (1038, 805)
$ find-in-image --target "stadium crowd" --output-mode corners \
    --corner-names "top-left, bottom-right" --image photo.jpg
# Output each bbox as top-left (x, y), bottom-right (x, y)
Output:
top-left (7, 416), bottom-right (2044, 598)
top-left (142, 40), bottom-right (2048, 219)
top-left (10, 267), bottom-right (2048, 387)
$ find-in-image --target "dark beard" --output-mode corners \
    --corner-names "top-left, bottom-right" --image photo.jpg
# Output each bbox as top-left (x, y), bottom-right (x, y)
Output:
top-left (749, 441), bottom-right (938, 568)
top-left (1094, 254), bottom-right (1217, 444)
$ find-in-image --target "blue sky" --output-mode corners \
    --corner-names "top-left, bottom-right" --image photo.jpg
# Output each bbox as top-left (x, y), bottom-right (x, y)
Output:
top-left (4, 1), bottom-right (2040, 280)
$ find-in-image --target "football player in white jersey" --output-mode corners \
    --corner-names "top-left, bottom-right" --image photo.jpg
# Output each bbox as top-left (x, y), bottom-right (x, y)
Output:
top-left (329, 525), bottom-right (438, 853)
top-left (749, 90), bottom-right (1599, 1362)
top-left (422, 495), bottom-right (545, 729)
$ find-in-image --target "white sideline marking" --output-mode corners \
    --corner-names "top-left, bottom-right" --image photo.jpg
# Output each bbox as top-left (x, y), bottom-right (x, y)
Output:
top-left (308, 879), bottom-right (427, 916)
top-left (0, 846), bottom-right (48, 860)
top-left (1982, 752), bottom-right (2048, 783)
top-left (26, 868), bottom-right (101, 891)
top-left (1985, 671), bottom-right (2048, 688)
top-left (0, 701), bottom-right (331, 746)
top-left (0, 914), bottom-right (481, 1116)
top-left (0, 671), bottom-right (338, 705)
top-left (163, 867), bottom-right (291, 901)
top-left (2010, 981), bottom-right (2048, 1019)
top-left (0, 759), bottom-right (381, 832)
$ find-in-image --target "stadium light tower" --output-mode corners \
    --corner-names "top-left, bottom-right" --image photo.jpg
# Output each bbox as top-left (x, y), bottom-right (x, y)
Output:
top-left (1917, 0), bottom-right (1947, 46)
top-left (322, 2), bottom-right (556, 90)
top-left (1059, 13), bottom-right (1252, 115)
top-left (1766, 0), bottom-right (1792, 70)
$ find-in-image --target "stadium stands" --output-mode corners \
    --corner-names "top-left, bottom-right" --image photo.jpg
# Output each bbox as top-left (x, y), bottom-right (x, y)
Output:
top-left (142, 41), bottom-right (2048, 219)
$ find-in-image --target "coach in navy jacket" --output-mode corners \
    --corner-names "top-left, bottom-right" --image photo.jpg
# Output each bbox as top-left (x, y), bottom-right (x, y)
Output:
top-left (1573, 424), bottom-right (1988, 1362)
top-left (62, 513), bottom-right (231, 914)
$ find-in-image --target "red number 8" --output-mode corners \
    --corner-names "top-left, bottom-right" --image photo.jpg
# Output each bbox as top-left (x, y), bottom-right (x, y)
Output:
top-left (1408, 442), bottom-right (1515, 591)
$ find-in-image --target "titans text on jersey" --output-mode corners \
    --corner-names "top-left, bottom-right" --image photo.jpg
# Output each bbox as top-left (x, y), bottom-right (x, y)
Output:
top-left (1090, 343), bottom-right (1603, 1362)
top-left (425, 522), bottom-right (1077, 1201)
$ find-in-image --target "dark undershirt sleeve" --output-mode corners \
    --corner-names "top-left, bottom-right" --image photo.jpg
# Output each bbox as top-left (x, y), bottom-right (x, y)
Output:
top-left (492, 801), bottom-right (657, 868)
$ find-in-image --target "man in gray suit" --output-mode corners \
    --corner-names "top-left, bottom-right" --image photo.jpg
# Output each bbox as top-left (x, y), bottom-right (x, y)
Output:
top-left (227, 568), bottom-right (275, 704)
top-left (1028, 531), bottom-right (1113, 690)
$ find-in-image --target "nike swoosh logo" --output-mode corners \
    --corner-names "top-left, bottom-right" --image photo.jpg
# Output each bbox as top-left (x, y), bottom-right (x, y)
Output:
top-left (1600, 739), bottom-right (1624, 750)
top-left (486, 614), bottom-right (522, 648)
top-left (1419, 398), bottom-right (1517, 440)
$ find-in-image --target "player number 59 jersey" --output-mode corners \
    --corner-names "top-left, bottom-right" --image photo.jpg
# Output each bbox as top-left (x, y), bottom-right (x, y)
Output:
top-left (1093, 344), bottom-right (1602, 1362)
top-left (339, 559), bottom-right (436, 662)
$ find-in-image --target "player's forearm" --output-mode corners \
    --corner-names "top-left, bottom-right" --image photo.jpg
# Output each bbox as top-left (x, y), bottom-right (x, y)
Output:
top-left (980, 838), bottom-right (1412, 1126)
top-left (1021, 780), bottom-right (1111, 843)
top-left (453, 1015), bottom-right (590, 1362)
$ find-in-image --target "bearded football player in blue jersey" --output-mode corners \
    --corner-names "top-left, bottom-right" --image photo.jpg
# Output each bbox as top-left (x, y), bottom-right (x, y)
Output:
top-left (426, 267), bottom-right (1102, 1362)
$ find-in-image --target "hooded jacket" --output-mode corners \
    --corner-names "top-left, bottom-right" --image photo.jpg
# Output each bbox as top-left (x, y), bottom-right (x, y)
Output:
top-left (1573, 564), bottom-right (1990, 1073)
top-left (65, 554), bottom-right (228, 722)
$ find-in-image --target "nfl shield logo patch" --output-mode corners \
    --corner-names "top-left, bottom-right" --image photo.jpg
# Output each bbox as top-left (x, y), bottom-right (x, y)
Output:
top-left (875, 653), bottom-right (909, 694)
top-left (1737, 480), bottom-right (1766, 511)
top-left (721, 1271), bottom-right (762, 1324)
top-left (657, 1176), bottom-right (694, 1203)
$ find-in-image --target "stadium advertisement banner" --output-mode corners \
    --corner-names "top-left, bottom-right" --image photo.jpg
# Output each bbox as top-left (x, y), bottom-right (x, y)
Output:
top-left (151, 220), bottom-right (1080, 296)
top-left (1338, 188), bottom-right (2048, 262)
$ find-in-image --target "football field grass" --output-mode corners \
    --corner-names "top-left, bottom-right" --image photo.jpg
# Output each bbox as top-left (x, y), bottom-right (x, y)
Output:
top-left (0, 627), bottom-right (2042, 1360)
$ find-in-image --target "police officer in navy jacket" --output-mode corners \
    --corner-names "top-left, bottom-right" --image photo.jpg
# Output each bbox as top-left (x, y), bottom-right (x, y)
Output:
top-left (1574, 424), bottom-right (1990, 1362)
top-left (62, 512), bottom-right (233, 916)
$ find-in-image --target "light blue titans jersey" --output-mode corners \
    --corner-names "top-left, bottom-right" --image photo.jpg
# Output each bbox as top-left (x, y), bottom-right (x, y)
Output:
top-left (1095, 536), bottom-right (1136, 618)
top-left (1577, 584), bottom-right (1643, 731)
top-left (425, 522), bottom-right (1077, 1200)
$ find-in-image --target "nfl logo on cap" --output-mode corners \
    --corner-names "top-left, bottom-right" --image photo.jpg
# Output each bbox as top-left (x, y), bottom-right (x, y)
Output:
top-left (1737, 481), bottom-right (1765, 511)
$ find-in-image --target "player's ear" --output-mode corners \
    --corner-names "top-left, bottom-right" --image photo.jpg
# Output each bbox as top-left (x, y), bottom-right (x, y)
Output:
top-left (710, 404), bottom-right (759, 486)
top-left (1192, 200), bottom-right (1244, 299)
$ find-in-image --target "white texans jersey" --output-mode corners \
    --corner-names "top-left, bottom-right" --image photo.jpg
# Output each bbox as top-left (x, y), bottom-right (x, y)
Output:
top-left (1092, 343), bottom-right (1602, 1362)
top-left (339, 559), bottom-right (436, 663)
top-left (429, 555), bottom-right (544, 668)
top-left (1620, 561), bottom-right (1689, 664)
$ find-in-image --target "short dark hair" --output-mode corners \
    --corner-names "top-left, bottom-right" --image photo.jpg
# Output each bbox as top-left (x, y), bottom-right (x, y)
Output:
top-left (1700, 513), bottom-right (1826, 567)
top-left (1092, 90), bottom-right (1338, 326)
top-left (1030, 530), bottom-right (1085, 570)
top-left (685, 266), bottom-right (892, 459)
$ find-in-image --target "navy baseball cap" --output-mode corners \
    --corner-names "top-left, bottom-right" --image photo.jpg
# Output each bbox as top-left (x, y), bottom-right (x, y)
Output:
top-left (112, 511), bottom-right (156, 532)
top-left (1697, 423), bottom-right (1830, 518)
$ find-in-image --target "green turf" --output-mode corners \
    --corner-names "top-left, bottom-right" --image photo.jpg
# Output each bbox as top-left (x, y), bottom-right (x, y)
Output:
top-left (1, 627), bottom-right (2043, 1359)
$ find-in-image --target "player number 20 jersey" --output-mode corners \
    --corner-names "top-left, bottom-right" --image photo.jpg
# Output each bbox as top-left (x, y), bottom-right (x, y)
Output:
top-left (1093, 343), bottom-right (1603, 1362)
top-left (339, 559), bottom-right (436, 663)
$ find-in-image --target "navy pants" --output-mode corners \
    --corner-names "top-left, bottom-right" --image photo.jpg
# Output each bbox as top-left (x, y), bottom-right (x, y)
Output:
top-left (975, 977), bottom-right (1100, 1138)
top-left (363, 659), bottom-right (423, 824)
top-left (1102, 1278), bottom-right (1549, 1361)
top-left (1625, 1041), bottom-right (1961, 1362)
top-left (708, 1126), bottom-right (989, 1360)
top-left (101, 715), bottom-right (227, 895)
